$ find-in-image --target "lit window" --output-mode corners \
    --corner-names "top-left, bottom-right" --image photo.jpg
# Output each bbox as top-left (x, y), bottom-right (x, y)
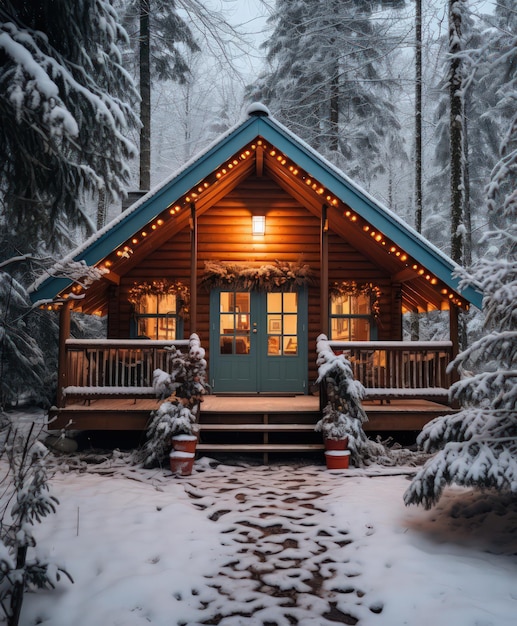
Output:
top-left (134, 293), bottom-right (179, 340)
top-left (329, 293), bottom-right (373, 341)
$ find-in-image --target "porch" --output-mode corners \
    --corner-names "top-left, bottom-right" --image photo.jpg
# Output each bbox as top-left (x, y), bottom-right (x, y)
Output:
top-left (47, 394), bottom-right (455, 462)
top-left (49, 337), bottom-right (457, 458)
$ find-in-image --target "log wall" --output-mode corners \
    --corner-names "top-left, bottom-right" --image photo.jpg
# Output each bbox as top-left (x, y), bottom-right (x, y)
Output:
top-left (110, 174), bottom-right (399, 389)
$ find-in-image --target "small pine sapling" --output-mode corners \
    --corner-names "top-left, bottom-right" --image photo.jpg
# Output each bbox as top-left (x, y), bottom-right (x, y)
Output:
top-left (0, 422), bottom-right (72, 626)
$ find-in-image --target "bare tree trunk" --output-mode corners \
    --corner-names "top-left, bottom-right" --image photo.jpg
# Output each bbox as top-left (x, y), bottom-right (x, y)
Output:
top-left (449, 0), bottom-right (465, 265)
top-left (9, 546), bottom-right (27, 626)
top-left (414, 0), bottom-right (422, 234)
top-left (139, 0), bottom-right (151, 191)
top-left (97, 188), bottom-right (107, 230)
top-left (411, 0), bottom-right (423, 341)
top-left (329, 67), bottom-right (339, 152)
top-left (463, 100), bottom-right (472, 266)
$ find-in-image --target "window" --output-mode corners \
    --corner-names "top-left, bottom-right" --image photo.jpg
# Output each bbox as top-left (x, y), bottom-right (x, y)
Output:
top-left (330, 293), bottom-right (373, 341)
top-left (133, 293), bottom-right (180, 340)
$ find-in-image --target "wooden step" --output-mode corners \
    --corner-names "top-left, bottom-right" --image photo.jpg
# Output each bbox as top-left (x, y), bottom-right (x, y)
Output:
top-left (196, 443), bottom-right (324, 452)
top-left (199, 423), bottom-right (316, 432)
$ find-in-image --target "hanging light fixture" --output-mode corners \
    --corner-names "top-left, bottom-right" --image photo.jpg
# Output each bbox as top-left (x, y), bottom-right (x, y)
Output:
top-left (252, 215), bottom-right (266, 235)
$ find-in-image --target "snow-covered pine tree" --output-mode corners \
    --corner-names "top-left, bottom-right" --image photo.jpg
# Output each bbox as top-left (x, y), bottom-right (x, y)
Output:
top-left (316, 334), bottom-right (385, 466)
top-left (0, 254), bottom-right (110, 409)
top-left (0, 0), bottom-right (139, 256)
top-left (404, 18), bottom-right (517, 507)
top-left (138, 334), bottom-right (208, 467)
top-left (248, 0), bottom-right (407, 190)
top-left (0, 271), bottom-right (46, 411)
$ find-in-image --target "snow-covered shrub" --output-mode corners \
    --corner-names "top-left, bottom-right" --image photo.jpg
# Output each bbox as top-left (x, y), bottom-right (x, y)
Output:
top-left (139, 400), bottom-right (200, 468)
top-left (0, 421), bottom-right (72, 625)
top-left (138, 334), bottom-right (208, 468)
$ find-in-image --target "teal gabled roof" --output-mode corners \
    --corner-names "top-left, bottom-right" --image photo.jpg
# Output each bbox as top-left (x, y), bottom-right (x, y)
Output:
top-left (30, 104), bottom-right (482, 310)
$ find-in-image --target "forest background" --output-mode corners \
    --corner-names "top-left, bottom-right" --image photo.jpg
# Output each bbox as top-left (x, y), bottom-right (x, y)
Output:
top-left (0, 4), bottom-right (515, 620)
top-left (0, 0), bottom-right (515, 410)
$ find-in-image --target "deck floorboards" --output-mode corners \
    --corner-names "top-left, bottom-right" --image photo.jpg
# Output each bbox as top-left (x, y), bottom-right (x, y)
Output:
top-left (49, 394), bottom-right (454, 432)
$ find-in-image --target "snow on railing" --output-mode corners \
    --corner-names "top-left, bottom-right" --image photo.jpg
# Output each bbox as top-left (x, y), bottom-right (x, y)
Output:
top-left (63, 338), bottom-right (191, 393)
top-left (323, 338), bottom-right (453, 398)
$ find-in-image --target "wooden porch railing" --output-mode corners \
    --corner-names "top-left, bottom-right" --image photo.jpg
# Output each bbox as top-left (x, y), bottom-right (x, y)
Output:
top-left (60, 339), bottom-right (190, 404)
top-left (324, 340), bottom-right (454, 402)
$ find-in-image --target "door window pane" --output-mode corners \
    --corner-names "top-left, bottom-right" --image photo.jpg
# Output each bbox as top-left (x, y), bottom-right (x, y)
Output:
top-left (267, 292), bottom-right (298, 356)
top-left (219, 292), bottom-right (250, 354)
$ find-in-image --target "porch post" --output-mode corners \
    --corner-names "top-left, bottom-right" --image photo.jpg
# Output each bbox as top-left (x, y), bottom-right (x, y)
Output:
top-left (57, 300), bottom-right (71, 407)
top-left (190, 202), bottom-right (198, 333)
top-left (320, 204), bottom-right (329, 336)
top-left (449, 303), bottom-right (460, 384)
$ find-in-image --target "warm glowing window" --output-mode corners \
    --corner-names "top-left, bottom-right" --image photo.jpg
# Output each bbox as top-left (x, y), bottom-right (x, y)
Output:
top-left (134, 293), bottom-right (179, 340)
top-left (330, 293), bottom-right (372, 341)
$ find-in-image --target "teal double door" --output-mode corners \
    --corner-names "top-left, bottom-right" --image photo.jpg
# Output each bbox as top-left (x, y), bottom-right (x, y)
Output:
top-left (209, 289), bottom-right (308, 394)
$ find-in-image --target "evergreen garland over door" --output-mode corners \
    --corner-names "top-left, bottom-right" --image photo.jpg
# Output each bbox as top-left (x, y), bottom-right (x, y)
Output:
top-left (209, 289), bottom-right (308, 393)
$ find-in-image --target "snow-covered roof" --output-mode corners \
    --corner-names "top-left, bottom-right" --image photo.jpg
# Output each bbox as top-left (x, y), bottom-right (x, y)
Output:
top-left (30, 104), bottom-right (483, 309)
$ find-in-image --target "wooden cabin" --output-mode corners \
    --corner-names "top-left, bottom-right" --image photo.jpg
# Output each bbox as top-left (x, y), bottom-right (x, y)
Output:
top-left (31, 103), bottom-right (482, 456)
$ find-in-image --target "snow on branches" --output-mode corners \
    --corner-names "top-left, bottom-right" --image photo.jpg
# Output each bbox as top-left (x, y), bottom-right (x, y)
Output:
top-left (405, 30), bottom-right (517, 506)
top-left (315, 335), bottom-right (416, 467)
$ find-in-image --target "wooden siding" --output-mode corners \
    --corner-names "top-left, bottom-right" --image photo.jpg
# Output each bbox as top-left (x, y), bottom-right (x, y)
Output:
top-left (112, 173), bottom-right (402, 388)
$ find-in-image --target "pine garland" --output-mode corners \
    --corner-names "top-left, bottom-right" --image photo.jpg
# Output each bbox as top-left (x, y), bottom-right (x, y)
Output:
top-left (201, 260), bottom-right (314, 292)
top-left (128, 279), bottom-right (189, 317)
top-left (329, 280), bottom-right (381, 318)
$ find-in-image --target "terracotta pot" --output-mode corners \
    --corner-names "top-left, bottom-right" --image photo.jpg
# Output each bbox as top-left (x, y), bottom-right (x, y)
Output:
top-left (324, 437), bottom-right (349, 451)
top-left (169, 451), bottom-right (195, 476)
top-left (171, 434), bottom-right (197, 453)
top-left (324, 450), bottom-right (351, 470)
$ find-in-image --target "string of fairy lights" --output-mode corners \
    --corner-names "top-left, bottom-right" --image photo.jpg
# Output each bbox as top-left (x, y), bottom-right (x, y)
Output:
top-left (49, 138), bottom-right (467, 311)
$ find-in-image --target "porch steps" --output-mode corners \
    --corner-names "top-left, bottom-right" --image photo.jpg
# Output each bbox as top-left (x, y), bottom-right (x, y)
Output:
top-left (198, 395), bottom-right (324, 463)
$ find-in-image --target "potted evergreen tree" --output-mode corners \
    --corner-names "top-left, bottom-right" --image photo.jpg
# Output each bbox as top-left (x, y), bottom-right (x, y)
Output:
top-left (139, 334), bottom-right (208, 475)
top-left (315, 404), bottom-right (349, 450)
top-left (316, 334), bottom-right (369, 469)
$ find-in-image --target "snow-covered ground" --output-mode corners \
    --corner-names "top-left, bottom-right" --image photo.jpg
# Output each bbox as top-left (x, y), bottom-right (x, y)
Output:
top-left (5, 410), bottom-right (517, 626)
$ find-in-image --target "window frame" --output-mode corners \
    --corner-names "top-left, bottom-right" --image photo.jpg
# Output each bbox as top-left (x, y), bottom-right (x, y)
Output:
top-left (329, 293), bottom-right (376, 341)
top-left (131, 293), bottom-right (183, 340)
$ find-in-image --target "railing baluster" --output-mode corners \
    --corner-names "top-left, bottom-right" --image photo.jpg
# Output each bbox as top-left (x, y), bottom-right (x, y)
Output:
top-left (324, 340), bottom-right (453, 400)
top-left (64, 339), bottom-right (191, 396)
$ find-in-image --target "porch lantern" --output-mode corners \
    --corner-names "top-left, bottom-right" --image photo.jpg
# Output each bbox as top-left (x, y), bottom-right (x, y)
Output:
top-left (252, 214), bottom-right (266, 235)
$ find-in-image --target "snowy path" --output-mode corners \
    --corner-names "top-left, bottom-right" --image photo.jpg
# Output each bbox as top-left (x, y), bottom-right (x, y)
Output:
top-left (17, 456), bottom-right (517, 626)
top-left (182, 465), bottom-right (374, 625)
